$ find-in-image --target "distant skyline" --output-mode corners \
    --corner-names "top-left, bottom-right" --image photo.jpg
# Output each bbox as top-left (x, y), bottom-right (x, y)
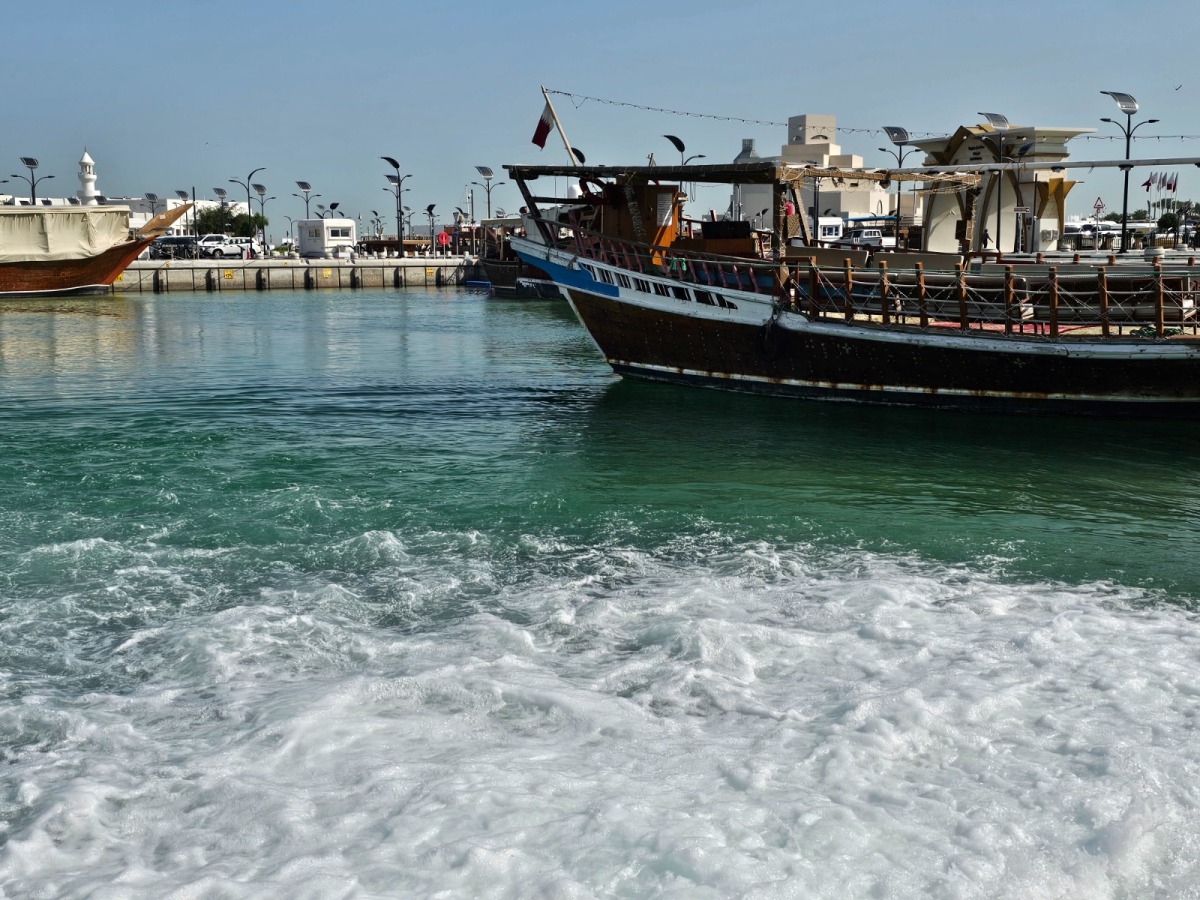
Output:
top-left (4, 0), bottom-right (1199, 240)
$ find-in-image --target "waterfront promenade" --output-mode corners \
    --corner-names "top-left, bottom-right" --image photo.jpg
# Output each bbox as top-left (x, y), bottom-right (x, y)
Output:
top-left (117, 255), bottom-right (485, 293)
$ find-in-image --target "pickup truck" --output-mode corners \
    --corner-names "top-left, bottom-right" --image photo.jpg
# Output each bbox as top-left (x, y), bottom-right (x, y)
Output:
top-left (831, 228), bottom-right (896, 249)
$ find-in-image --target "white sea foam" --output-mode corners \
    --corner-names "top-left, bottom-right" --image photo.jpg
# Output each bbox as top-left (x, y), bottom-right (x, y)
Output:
top-left (4, 543), bottom-right (1200, 897)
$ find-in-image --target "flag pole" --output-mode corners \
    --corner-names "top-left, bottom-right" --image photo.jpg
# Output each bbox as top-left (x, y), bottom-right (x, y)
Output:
top-left (541, 86), bottom-right (581, 166)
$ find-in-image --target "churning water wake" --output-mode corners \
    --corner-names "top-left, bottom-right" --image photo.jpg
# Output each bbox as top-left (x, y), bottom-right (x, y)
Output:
top-left (3, 290), bottom-right (1200, 898)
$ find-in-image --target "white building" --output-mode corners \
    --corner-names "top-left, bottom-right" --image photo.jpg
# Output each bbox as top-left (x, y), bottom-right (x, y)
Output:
top-left (723, 115), bottom-right (918, 237)
top-left (1, 150), bottom-right (247, 236)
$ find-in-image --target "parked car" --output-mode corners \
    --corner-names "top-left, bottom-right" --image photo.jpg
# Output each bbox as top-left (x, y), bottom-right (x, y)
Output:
top-left (830, 228), bottom-right (895, 250)
top-left (150, 236), bottom-right (199, 259)
top-left (197, 234), bottom-right (248, 259)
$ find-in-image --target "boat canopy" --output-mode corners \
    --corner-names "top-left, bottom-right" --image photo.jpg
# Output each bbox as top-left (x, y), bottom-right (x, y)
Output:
top-left (504, 160), bottom-right (975, 191)
top-left (0, 206), bottom-right (131, 264)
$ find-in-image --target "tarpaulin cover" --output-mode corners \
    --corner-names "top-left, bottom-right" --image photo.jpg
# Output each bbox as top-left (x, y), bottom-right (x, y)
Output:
top-left (0, 207), bottom-right (130, 263)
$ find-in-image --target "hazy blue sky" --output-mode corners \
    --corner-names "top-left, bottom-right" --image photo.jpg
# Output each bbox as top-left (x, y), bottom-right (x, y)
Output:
top-left (4, 0), bottom-right (1198, 236)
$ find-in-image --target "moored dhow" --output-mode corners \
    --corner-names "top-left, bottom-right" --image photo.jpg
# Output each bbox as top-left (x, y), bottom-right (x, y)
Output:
top-left (507, 158), bottom-right (1200, 416)
top-left (0, 203), bottom-right (190, 298)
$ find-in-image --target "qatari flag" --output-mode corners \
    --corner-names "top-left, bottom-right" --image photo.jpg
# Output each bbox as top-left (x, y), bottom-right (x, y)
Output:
top-left (532, 102), bottom-right (553, 149)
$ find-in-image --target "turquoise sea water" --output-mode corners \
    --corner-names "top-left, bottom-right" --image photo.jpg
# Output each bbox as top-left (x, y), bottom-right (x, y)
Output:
top-left (4, 288), bottom-right (1200, 897)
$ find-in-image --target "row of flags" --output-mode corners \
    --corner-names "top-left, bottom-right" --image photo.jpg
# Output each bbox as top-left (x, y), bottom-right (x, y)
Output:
top-left (1143, 171), bottom-right (1180, 192)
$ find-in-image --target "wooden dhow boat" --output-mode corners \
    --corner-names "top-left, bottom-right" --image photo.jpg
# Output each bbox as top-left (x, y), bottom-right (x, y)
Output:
top-left (0, 203), bottom-right (190, 298)
top-left (507, 158), bottom-right (1200, 416)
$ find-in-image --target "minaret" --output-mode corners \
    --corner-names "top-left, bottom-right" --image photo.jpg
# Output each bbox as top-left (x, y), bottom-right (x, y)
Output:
top-left (77, 149), bottom-right (100, 205)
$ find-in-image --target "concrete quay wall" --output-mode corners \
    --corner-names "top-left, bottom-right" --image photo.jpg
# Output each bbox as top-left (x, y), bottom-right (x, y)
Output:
top-left (116, 256), bottom-right (485, 293)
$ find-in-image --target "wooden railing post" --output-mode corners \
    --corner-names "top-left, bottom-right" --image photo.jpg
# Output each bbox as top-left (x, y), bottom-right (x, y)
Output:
top-left (879, 260), bottom-right (890, 324)
top-left (1049, 266), bottom-right (1060, 338)
top-left (917, 263), bottom-right (928, 328)
top-left (1097, 267), bottom-right (1109, 338)
top-left (1004, 265), bottom-right (1014, 335)
top-left (843, 259), bottom-right (855, 322)
top-left (955, 263), bottom-right (968, 330)
top-left (808, 258), bottom-right (820, 318)
top-left (1155, 262), bottom-right (1165, 337)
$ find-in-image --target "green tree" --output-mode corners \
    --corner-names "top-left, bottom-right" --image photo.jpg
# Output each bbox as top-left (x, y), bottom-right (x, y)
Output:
top-left (192, 208), bottom-right (267, 237)
top-left (195, 205), bottom-right (233, 235)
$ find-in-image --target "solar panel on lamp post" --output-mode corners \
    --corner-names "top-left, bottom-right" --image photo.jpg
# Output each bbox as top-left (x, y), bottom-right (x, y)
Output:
top-left (252, 184), bottom-right (274, 256)
top-left (382, 157), bottom-right (412, 257)
top-left (880, 126), bottom-right (914, 247)
top-left (229, 167), bottom-right (264, 238)
top-left (1101, 92), bottom-right (1159, 253)
top-left (293, 181), bottom-right (318, 219)
top-left (11, 157), bottom-right (54, 205)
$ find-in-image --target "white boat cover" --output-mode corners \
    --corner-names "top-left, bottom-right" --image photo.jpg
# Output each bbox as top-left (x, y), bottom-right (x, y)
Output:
top-left (0, 206), bottom-right (131, 263)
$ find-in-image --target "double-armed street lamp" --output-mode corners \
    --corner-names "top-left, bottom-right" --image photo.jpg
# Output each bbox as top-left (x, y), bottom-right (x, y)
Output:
top-left (144, 193), bottom-right (162, 216)
top-left (229, 167), bottom-right (264, 234)
top-left (11, 157), bottom-right (54, 205)
top-left (1101, 91), bottom-right (1159, 254)
top-left (879, 126), bottom-right (915, 247)
top-left (472, 166), bottom-right (506, 220)
top-left (293, 181), bottom-right (319, 219)
top-left (381, 156), bottom-right (413, 257)
top-left (252, 184), bottom-right (274, 256)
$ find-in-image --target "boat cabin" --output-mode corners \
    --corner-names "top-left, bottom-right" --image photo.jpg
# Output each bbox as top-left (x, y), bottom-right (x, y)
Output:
top-left (297, 218), bottom-right (357, 258)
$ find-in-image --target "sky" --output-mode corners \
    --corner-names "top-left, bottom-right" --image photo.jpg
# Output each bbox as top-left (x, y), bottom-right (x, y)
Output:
top-left (3, 0), bottom-right (1198, 240)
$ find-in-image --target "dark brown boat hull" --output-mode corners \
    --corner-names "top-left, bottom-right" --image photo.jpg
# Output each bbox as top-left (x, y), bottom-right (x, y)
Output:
top-left (566, 288), bottom-right (1200, 416)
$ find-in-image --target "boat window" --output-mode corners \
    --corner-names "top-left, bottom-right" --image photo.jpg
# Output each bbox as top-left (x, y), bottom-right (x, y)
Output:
top-left (616, 273), bottom-right (632, 288)
top-left (652, 282), bottom-right (671, 296)
top-left (694, 290), bottom-right (715, 305)
top-left (633, 278), bottom-right (650, 293)
top-left (671, 286), bottom-right (690, 301)
top-left (598, 269), bottom-right (614, 285)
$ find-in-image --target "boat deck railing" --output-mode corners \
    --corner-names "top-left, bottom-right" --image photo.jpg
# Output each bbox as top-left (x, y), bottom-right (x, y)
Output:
top-left (553, 217), bottom-right (1200, 339)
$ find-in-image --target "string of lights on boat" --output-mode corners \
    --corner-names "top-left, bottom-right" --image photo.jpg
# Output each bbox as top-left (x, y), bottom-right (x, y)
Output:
top-left (545, 88), bottom-right (1200, 143)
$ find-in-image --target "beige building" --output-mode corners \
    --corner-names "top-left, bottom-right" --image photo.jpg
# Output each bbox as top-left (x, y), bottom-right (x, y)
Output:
top-left (912, 124), bottom-right (1091, 254)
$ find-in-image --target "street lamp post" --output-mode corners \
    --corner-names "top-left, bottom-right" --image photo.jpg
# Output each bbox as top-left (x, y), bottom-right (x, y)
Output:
top-left (174, 190), bottom-right (194, 237)
top-left (425, 204), bottom-right (437, 255)
top-left (212, 187), bottom-right (230, 233)
top-left (1101, 91), bottom-right (1159, 254)
top-left (663, 135), bottom-right (688, 166)
top-left (293, 181), bottom-right (318, 219)
top-left (252, 183), bottom-right (274, 256)
top-left (879, 126), bottom-right (915, 248)
top-left (229, 167), bottom-right (264, 237)
top-left (472, 166), bottom-right (505, 220)
top-left (976, 113), bottom-right (1010, 254)
top-left (144, 193), bottom-right (162, 217)
top-left (381, 157), bottom-right (412, 258)
top-left (11, 158), bottom-right (54, 205)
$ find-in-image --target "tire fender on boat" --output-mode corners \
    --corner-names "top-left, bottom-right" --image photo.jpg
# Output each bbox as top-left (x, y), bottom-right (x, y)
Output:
top-left (579, 177), bottom-right (608, 205)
